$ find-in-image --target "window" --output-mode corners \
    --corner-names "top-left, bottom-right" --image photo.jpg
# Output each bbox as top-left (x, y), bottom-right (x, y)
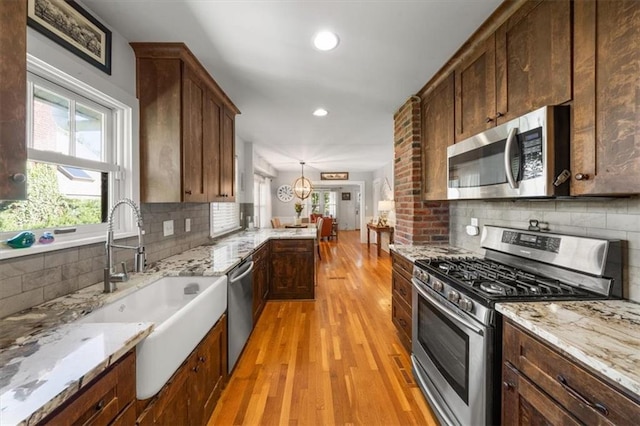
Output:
top-left (254, 175), bottom-right (270, 229)
top-left (210, 203), bottom-right (240, 237)
top-left (0, 58), bottom-right (134, 255)
top-left (308, 190), bottom-right (337, 217)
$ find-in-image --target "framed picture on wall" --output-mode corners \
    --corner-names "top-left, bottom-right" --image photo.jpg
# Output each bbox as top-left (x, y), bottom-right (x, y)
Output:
top-left (341, 192), bottom-right (351, 200)
top-left (321, 172), bottom-right (349, 180)
top-left (27, 0), bottom-right (112, 75)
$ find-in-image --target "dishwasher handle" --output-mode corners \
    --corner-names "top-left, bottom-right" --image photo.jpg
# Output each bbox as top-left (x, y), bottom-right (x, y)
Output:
top-left (229, 260), bottom-right (254, 284)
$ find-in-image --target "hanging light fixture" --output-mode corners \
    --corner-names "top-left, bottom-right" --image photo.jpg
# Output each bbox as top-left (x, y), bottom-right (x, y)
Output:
top-left (293, 161), bottom-right (313, 200)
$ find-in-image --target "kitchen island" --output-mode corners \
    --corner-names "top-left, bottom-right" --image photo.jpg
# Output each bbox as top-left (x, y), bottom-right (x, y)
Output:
top-left (0, 228), bottom-right (315, 425)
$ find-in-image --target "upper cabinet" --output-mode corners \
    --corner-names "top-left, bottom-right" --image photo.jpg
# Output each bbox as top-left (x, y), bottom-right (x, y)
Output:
top-left (131, 43), bottom-right (239, 203)
top-left (454, 0), bottom-right (571, 142)
top-left (422, 73), bottom-right (455, 201)
top-left (572, 0), bottom-right (640, 195)
top-left (495, 0), bottom-right (571, 123)
top-left (0, 0), bottom-right (27, 200)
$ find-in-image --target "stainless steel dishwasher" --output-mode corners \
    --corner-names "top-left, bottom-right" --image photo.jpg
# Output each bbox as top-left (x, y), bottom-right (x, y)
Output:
top-left (227, 255), bottom-right (254, 373)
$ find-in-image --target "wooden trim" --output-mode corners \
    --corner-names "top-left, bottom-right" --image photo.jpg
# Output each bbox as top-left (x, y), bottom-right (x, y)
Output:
top-left (130, 42), bottom-right (240, 114)
top-left (417, 0), bottom-right (527, 99)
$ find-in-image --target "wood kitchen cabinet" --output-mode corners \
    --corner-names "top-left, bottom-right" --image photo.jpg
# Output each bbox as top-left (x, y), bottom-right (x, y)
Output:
top-left (421, 72), bottom-right (454, 200)
top-left (270, 239), bottom-right (315, 299)
top-left (454, 0), bottom-right (571, 142)
top-left (0, 0), bottom-right (27, 200)
top-left (502, 319), bottom-right (640, 426)
top-left (572, 0), bottom-right (640, 195)
top-left (40, 350), bottom-right (136, 426)
top-left (137, 315), bottom-right (227, 425)
top-left (131, 43), bottom-right (239, 203)
top-left (391, 252), bottom-right (413, 352)
top-left (253, 242), bottom-right (270, 322)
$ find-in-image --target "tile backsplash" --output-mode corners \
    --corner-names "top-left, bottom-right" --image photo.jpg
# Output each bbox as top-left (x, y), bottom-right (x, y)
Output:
top-left (0, 203), bottom-right (210, 319)
top-left (450, 197), bottom-right (640, 302)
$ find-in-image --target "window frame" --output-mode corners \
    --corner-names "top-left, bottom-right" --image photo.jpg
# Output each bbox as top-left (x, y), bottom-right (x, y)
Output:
top-left (0, 56), bottom-right (137, 260)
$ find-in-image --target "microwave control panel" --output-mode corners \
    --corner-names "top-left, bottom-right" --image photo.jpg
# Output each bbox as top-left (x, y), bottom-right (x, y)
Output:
top-left (501, 230), bottom-right (561, 253)
top-left (520, 127), bottom-right (543, 180)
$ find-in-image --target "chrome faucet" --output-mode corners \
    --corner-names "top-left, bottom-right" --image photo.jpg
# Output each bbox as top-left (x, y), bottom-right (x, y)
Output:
top-left (104, 198), bottom-right (146, 293)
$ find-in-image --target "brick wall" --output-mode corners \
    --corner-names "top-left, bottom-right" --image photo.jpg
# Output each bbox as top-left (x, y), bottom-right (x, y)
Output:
top-left (393, 97), bottom-right (449, 245)
top-left (0, 203), bottom-right (211, 319)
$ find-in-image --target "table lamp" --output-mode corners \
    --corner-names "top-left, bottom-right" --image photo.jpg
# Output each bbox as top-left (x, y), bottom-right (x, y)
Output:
top-left (377, 200), bottom-right (395, 226)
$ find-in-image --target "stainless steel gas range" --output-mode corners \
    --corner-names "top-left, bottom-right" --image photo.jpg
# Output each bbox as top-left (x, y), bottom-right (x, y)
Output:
top-left (411, 225), bottom-right (622, 426)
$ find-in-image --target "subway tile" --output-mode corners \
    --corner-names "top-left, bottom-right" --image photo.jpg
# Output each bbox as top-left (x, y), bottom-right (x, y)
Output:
top-left (586, 228), bottom-right (627, 240)
top-left (44, 278), bottom-right (79, 301)
top-left (627, 232), bottom-right (640, 250)
top-left (77, 269), bottom-right (103, 289)
top-left (22, 267), bottom-right (62, 291)
top-left (0, 289), bottom-right (44, 319)
top-left (62, 258), bottom-right (94, 280)
top-left (627, 249), bottom-right (640, 268)
top-left (0, 255), bottom-right (44, 280)
top-left (556, 201), bottom-right (588, 213)
top-left (0, 276), bottom-right (22, 299)
top-left (78, 244), bottom-right (105, 260)
top-left (542, 211), bottom-right (572, 226)
top-left (569, 212), bottom-right (606, 229)
top-left (606, 214), bottom-right (640, 232)
top-left (44, 248), bottom-right (79, 268)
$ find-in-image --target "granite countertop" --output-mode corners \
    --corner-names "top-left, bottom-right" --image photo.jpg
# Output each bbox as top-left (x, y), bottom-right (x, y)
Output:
top-left (0, 227), bottom-right (315, 425)
top-left (497, 300), bottom-right (640, 398)
top-left (390, 243), bottom-right (476, 262)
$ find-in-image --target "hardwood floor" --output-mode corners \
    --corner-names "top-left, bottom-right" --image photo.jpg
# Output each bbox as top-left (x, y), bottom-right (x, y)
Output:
top-left (208, 231), bottom-right (437, 425)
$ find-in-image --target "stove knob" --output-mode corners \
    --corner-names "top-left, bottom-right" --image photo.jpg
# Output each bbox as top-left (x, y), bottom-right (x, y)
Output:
top-left (458, 298), bottom-right (474, 312)
top-left (432, 280), bottom-right (443, 292)
top-left (447, 290), bottom-right (460, 303)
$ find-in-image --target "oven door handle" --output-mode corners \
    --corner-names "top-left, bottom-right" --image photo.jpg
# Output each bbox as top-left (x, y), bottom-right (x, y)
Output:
top-left (412, 278), bottom-right (484, 336)
top-left (504, 127), bottom-right (519, 189)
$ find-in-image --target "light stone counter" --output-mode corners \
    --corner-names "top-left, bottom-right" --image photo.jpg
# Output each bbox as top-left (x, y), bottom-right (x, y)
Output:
top-left (390, 243), bottom-right (475, 263)
top-left (497, 300), bottom-right (640, 398)
top-left (0, 228), bottom-right (315, 425)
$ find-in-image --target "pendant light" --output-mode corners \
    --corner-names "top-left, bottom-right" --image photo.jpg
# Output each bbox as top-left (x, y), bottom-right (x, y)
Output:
top-left (293, 161), bottom-right (313, 200)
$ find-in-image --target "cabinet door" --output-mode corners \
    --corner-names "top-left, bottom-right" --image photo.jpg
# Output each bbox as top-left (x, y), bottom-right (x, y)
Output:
top-left (573, 0), bottom-right (640, 195)
top-left (270, 245), bottom-right (314, 300)
top-left (220, 107), bottom-right (236, 201)
top-left (495, 0), bottom-right (571, 123)
top-left (182, 67), bottom-right (207, 202)
top-left (203, 89), bottom-right (222, 202)
top-left (190, 315), bottom-right (227, 426)
top-left (139, 356), bottom-right (190, 425)
top-left (454, 35), bottom-right (496, 142)
top-left (421, 72), bottom-right (454, 200)
top-left (502, 363), bottom-right (581, 426)
top-left (0, 0), bottom-right (27, 200)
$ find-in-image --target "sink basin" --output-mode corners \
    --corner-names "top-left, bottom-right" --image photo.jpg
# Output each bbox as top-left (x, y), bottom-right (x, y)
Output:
top-left (79, 275), bottom-right (227, 399)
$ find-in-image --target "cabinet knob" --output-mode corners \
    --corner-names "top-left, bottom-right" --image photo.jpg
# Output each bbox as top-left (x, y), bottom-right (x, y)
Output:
top-left (496, 112), bottom-right (504, 118)
top-left (95, 399), bottom-right (105, 411)
top-left (199, 356), bottom-right (206, 363)
top-left (575, 173), bottom-right (590, 181)
top-left (192, 365), bottom-right (200, 373)
top-left (485, 117), bottom-right (494, 123)
top-left (10, 173), bottom-right (26, 183)
top-left (503, 381), bottom-right (515, 391)
top-left (185, 190), bottom-right (192, 195)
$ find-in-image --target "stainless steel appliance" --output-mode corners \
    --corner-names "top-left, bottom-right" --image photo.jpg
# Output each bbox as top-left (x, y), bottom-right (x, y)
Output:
top-left (447, 106), bottom-right (571, 200)
top-left (411, 226), bottom-right (622, 426)
top-left (227, 255), bottom-right (254, 373)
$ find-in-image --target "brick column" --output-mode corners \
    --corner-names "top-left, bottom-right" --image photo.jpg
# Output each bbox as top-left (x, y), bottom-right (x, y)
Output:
top-left (393, 97), bottom-right (449, 245)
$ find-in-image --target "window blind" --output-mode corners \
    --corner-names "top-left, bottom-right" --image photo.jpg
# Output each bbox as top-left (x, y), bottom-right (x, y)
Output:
top-left (210, 202), bottom-right (240, 237)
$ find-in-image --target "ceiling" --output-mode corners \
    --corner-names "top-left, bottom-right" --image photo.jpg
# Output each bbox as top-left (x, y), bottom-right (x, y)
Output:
top-left (84, 0), bottom-right (501, 173)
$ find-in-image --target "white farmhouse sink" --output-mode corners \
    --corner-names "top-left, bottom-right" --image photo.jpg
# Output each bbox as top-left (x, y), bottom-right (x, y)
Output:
top-left (79, 275), bottom-right (227, 399)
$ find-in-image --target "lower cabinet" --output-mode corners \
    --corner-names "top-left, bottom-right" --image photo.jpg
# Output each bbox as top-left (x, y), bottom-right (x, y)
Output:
top-left (502, 319), bottom-right (640, 425)
top-left (40, 350), bottom-right (136, 426)
top-left (252, 242), bottom-right (270, 322)
top-left (137, 315), bottom-right (228, 425)
top-left (391, 252), bottom-right (413, 352)
top-left (269, 239), bottom-right (315, 299)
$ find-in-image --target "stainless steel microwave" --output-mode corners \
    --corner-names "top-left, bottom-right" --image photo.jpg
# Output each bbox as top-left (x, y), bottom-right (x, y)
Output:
top-left (447, 106), bottom-right (571, 200)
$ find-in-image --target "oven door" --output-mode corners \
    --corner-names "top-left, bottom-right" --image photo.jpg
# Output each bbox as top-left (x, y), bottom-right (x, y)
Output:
top-left (411, 278), bottom-right (493, 426)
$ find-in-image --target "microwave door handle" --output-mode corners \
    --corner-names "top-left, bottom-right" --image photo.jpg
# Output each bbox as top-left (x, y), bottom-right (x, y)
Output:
top-left (504, 127), bottom-right (519, 189)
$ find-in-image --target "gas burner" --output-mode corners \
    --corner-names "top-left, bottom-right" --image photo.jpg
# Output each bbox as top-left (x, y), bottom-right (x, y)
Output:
top-left (479, 282), bottom-right (506, 295)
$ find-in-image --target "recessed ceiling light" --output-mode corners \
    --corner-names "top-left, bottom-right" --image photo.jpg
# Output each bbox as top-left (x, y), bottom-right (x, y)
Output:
top-left (313, 108), bottom-right (328, 117)
top-left (313, 31), bottom-right (339, 51)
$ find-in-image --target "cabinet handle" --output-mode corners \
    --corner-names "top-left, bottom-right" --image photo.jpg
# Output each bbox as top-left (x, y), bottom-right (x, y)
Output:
top-left (95, 399), bottom-right (105, 411)
top-left (185, 190), bottom-right (192, 195)
top-left (11, 173), bottom-right (26, 183)
top-left (503, 381), bottom-right (515, 391)
top-left (199, 356), bottom-right (206, 363)
top-left (575, 173), bottom-right (590, 181)
top-left (496, 112), bottom-right (504, 118)
top-left (399, 287), bottom-right (407, 296)
top-left (556, 375), bottom-right (609, 416)
top-left (485, 117), bottom-right (493, 123)
top-left (398, 318), bottom-right (407, 327)
top-left (192, 365), bottom-right (200, 373)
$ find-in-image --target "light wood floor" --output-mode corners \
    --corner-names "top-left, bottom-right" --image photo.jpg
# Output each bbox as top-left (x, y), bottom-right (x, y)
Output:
top-left (208, 231), bottom-right (438, 425)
